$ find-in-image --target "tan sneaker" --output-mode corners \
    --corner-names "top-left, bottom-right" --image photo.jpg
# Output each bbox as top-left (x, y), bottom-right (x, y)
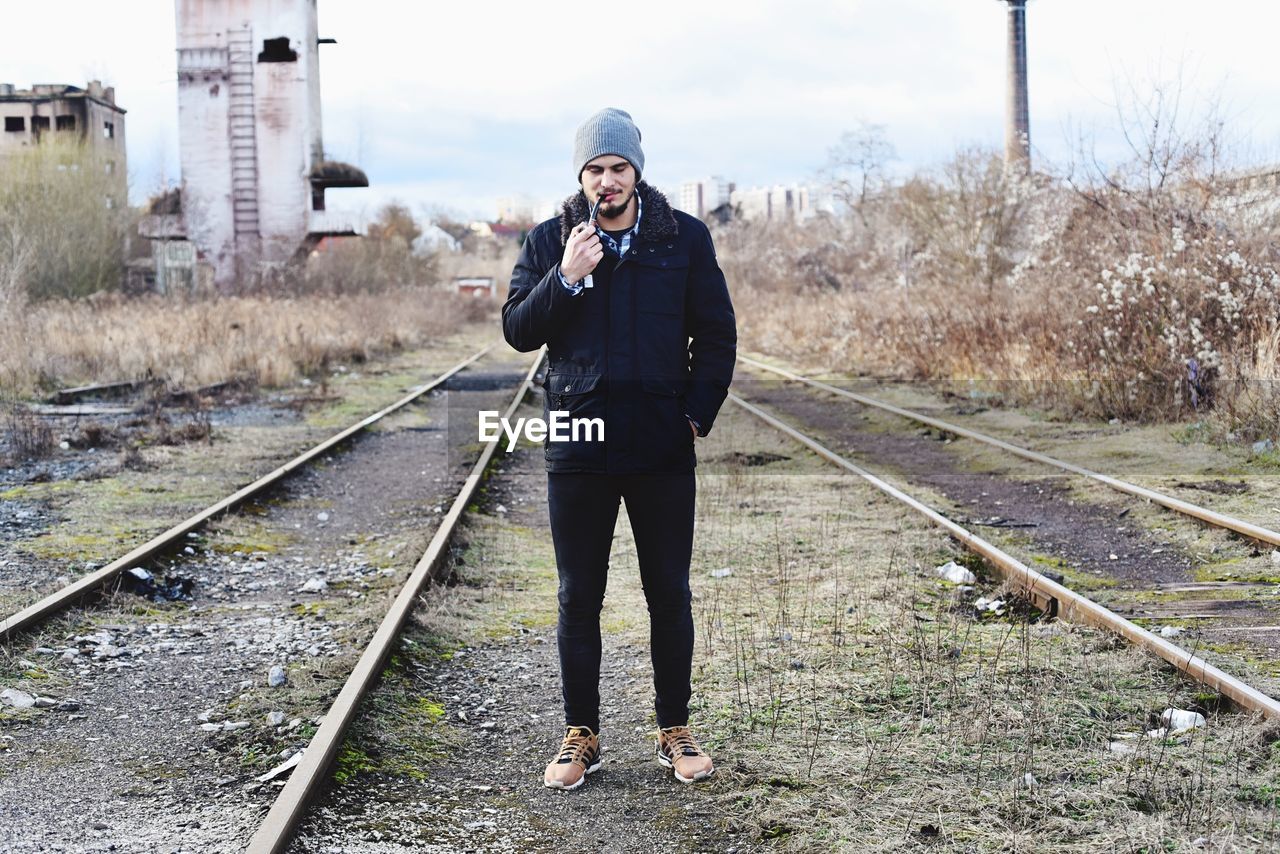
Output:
top-left (655, 725), bottom-right (715, 783)
top-left (543, 725), bottom-right (602, 791)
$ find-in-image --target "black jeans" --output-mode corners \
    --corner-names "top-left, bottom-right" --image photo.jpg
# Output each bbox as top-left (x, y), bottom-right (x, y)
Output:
top-left (547, 472), bottom-right (696, 733)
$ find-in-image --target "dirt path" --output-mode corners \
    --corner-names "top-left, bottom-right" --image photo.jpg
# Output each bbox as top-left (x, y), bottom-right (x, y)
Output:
top-left (289, 408), bottom-right (747, 853)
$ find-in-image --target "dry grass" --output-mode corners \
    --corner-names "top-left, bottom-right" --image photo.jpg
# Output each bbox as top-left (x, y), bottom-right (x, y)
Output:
top-left (0, 286), bottom-right (494, 397)
top-left (373, 401), bottom-right (1280, 851)
top-left (682, 408), bottom-right (1280, 851)
top-left (722, 135), bottom-right (1280, 437)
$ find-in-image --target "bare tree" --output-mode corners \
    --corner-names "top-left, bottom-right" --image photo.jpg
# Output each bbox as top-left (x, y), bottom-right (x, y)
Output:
top-left (891, 147), bottom-right (1031, 291)
top-left (823, 121), bottom-right (896, 226)
top-left (367, 202), bottom-right (422, 246)
top-left (1064, 66), bottom-right (1234, 241)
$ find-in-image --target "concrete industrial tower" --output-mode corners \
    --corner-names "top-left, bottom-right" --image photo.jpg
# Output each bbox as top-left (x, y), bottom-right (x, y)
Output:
top-left (1003, 0), bottom-right (1030, 171)
top-left (161, 0), bottom-right (366, 288)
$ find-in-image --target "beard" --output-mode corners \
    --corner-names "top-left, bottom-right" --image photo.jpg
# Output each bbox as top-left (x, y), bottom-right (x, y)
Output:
top-left (599, 188), bottom-right (634, 219)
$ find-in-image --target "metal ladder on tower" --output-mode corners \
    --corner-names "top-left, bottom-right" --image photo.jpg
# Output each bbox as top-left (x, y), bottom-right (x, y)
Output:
top-left (226, 27), bottom-right (260, 244)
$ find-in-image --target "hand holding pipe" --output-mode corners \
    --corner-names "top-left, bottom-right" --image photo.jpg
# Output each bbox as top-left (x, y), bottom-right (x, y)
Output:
top-left (560, 196), bottom-right (604, 286)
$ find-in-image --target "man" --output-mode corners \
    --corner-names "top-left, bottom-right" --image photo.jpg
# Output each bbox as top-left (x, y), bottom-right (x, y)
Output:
top-left (502, 108), bottom-right (736, 791)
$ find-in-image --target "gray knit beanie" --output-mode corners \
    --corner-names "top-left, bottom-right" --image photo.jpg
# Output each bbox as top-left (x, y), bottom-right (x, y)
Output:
top-left (573, 108), bottom-right (644, 182)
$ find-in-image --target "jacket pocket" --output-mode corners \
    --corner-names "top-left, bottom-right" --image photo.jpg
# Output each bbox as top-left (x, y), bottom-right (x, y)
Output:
top-left (640, 376), bottom-right (684, 398)
top-left (640, 376), bottom-right (694, 468)
top-left (635, 255), bottom-right (689, 316)
top-left (547, 372), bottom-right (602, 406)
top-left (544, 372), bottom-right (606, 468)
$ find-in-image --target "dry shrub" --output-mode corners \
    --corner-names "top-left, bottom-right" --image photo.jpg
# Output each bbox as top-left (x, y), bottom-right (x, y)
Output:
top-left (197, 203), bottom-right (452, 298)
top-left (1213, 324), bottom-right (1280, 442)
top-left (726, 107), bottom-right (1280, 428)
top-left (0, 286), bottom-right (493, 396)
top-left (293, 234), bottom-right (436, 297)
top-left (2, 404), bottom-right (55, 462)
top-left (0, 137), bottom-right (129, 304)
top-left (249, 204), bottom-right (520, 303)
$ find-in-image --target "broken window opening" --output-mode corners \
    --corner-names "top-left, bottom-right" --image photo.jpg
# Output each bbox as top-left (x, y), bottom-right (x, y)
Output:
top-left (258, 37), bottom-right (298, 63)
top-left (55, 115), bottom-right (76, 131)
top-left (31, 116), bottom-right (49, 134)
top-left (105, 160), bottom-right (116, 175)
top-left (311, 187), bottom-right (326, 212)
top-left (4, 116), bottom-right (24, 132)
top-left (103, 121), bottom-right (114, 139)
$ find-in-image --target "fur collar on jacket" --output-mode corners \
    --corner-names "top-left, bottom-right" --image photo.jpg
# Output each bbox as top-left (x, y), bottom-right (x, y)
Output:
top-left (557, 181), bottom-right (679, 246)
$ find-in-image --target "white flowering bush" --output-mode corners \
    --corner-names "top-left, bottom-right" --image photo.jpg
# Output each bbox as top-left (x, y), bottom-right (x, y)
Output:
top-left (1069, 228), bottom-right (1280, 418)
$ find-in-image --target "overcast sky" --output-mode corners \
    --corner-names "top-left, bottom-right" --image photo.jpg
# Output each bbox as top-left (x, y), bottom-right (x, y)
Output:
top-left (2, 1), bottom-right (1276, 222)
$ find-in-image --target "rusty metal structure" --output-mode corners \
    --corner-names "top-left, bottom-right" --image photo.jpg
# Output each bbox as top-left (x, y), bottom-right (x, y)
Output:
top-left (144, 0), bottom-right (367, 289)
top-left (1004, 0), bottom-right (1030, 171)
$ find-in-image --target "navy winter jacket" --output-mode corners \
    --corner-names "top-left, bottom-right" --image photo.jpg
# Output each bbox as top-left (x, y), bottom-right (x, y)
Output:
top-left (502, 182), bottom-right (737, 474)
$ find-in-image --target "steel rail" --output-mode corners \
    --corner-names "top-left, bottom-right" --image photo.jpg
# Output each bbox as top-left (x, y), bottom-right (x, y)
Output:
top-left (739, 354), bottom-right (1280, 548)
top-left (245, 348), bottom-right (544, 854)
top-left (729, 392), bottom-right (1280, 720)
top-left (0, 344), bottom-right (496, 640)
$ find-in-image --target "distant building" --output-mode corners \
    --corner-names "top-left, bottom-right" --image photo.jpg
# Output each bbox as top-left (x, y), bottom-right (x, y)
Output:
top-left (413, 224), bottom-right (461, 254)
top-left (497, 196), bottom-right (535, 225)
top-left (489, 222), bottom-right (525, 241)
top-left (729, 186), bottom-right (772, 221)
top-left (453, 276), bottom-right (496, 298)
top-left (466, 221), bottom-right (524, 241)
top-left (729, 183), bottom-right (835, 222)
top-left (678, 177), bottom-right (733, 220)
top-left (0, 80), bottom-right (127, 202)
top-left (499, 195), bottom-right (559, 226)
top-left (143, 0), bottom-right (367, 289)
top-left (794, 185), bottom-right (836, 219)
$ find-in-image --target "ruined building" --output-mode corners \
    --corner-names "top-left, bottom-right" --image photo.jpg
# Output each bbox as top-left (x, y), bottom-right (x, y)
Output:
top-left (0, 81), bottom-right (128, 203)
top-left (145, 0), bottom-right (367, 289)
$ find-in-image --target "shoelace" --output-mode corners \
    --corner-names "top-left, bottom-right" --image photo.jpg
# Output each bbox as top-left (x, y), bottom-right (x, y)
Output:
top-left (557, 727), bottom-right (594, 765)
top-left (661, 726), bottom-right (705, 757)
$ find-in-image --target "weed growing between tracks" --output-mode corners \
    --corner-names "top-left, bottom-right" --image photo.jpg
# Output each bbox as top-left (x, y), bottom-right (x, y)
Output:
top-left (686, 408), bottom-right (1280, 851)
top-left (324, 506), bottom-right (561, 788)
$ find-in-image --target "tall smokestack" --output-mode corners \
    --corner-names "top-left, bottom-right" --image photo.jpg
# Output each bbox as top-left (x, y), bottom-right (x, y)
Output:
top-left (1004, 0), bottom-right (1030, 171)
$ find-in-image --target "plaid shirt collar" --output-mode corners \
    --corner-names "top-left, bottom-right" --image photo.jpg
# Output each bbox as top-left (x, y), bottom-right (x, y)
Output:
top-left (595, 192), bottom-right (642, 257)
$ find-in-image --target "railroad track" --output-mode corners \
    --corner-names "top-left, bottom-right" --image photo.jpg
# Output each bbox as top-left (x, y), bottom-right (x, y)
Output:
top-left (0, 344), bottom-right (495, 639)
top-left (6, 346), bottom-right (1276, 850)
top-left (733, 357), bottom-right (1280, 637)
top-left (245, 349), bottom-right (543, 853)
top-left (739, 354), bottom-right (1280, 548)
top-left (256, 362), bottom-right (1277, 850)
top-left (1, 343), bottom-right (542, 852)
top-left (731, 355), bottom-right (1280, 721)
